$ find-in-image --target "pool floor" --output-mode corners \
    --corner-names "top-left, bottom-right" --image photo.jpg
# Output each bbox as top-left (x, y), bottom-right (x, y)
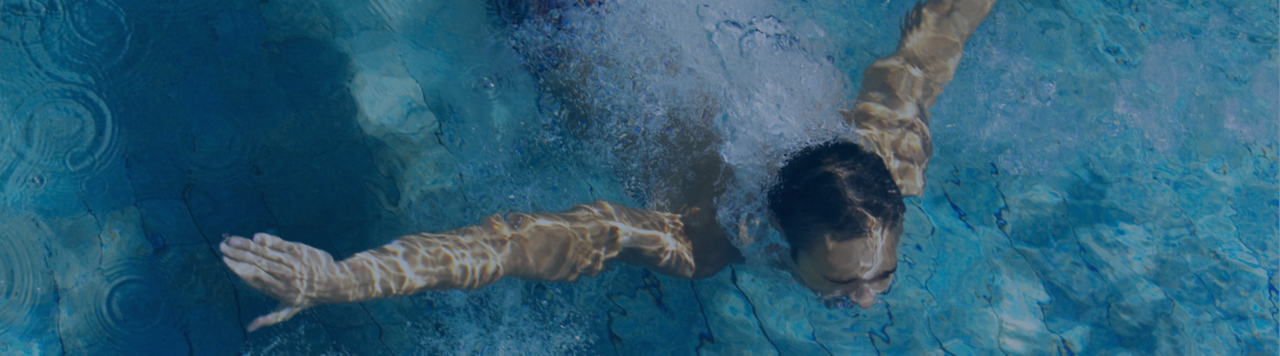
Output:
top-left (0, 0), bottom-right (1276, 354)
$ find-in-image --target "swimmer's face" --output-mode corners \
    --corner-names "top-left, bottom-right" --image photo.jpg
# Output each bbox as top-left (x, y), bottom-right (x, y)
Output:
top-left (793, 219), bottom-right (901, 308)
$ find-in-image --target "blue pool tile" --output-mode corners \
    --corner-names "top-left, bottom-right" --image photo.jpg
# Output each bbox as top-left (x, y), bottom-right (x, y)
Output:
top-left (330, 324), bottom-right (394, 356)
top-left (138, 199), bottom-right (207, 246)
top-left (0, 0), bottom-right (1275, 354)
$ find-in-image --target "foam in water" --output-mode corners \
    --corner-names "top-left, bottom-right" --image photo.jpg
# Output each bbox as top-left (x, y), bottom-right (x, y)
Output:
top-left (0, 0), bottom-right (1274, 354)
top-left (511, 0), bottom-right (861, 253)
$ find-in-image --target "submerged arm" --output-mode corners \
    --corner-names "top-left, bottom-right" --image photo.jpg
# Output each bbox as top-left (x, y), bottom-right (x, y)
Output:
top-left (220, 201), bottom-right (694, 331)
top-left (843, 0), bottom-right (996, 197)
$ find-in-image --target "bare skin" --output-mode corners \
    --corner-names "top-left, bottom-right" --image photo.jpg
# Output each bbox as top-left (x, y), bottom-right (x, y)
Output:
top-left (222, 201), bottom-right (695, 332)
top-left (222, 0), bottom-right (995, 331)
top-left (844, 0), bottom-right (997, 198)
top-left (792, 219), bottom-right (903, 308)
top-left (795, 0), bottom-right (997, 307)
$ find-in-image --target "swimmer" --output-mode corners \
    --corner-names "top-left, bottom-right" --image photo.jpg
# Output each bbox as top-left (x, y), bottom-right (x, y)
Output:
top-left (220, 0), bottom-right (996, 332)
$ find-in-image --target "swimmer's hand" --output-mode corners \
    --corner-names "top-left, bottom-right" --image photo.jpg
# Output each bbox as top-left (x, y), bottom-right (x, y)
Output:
top-left (219, 233), bottom-right (351, 332)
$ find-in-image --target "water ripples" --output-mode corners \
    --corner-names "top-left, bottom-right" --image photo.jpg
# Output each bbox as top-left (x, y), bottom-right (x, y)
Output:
top-left (0, 116), bottom-right (14, 176)
top-left (0, 0), bottom-right (47, 45)
top-left (176, 116), bottom-right (255, 183)
top-left (0, 216), bottom-right (48, 334)
top-left (96, 260), bottom-right (172, 334)
top-left (14, 167), bottom-right (76, 209)
top-left (90, 258), bottom-right (185, 351)
top-left (23, 0), bottom-right (130, 83)
top-left (10, 84), bottom-right (121, 175)
top-left (120, 0), bottom-right (219, 21)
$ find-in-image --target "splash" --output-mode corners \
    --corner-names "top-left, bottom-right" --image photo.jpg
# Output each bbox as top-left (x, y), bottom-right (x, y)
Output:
top-left (511, 0), bottom-right (854, 249)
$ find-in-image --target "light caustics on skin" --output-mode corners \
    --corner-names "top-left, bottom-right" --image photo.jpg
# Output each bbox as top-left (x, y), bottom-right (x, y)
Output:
top-left (845, 0), bottom-right (996, 198)
top-left (221, 0), bottom-right (997, 330)
top-left (839, 218), bottom-right (899, 308)
top-left (790, 213), bottom-right (900, 309)
top-left (220, 201), bottom-right (695, 331)
top-left (855, 217), bottom-right (891, 280)
top-left (796, 0), bottom-right (994, 307)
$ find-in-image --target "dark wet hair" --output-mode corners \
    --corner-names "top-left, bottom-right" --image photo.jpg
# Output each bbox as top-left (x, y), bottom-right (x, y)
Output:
top-left (768, 141), bottom-right (905, 257)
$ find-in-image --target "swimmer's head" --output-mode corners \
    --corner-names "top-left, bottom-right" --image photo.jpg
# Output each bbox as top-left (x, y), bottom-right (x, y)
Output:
top-left (768, 141), bottom-right (905, 308)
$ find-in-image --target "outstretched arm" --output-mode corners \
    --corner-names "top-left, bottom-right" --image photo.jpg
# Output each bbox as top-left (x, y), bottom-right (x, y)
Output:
top-left (220, 201), bottom-right (694, 331)
top-left (843, 0), bottom-right (996, 197)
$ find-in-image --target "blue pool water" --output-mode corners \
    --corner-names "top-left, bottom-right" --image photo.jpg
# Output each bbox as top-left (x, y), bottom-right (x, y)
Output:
top-left (0, 0), bottom-right (1276, 354)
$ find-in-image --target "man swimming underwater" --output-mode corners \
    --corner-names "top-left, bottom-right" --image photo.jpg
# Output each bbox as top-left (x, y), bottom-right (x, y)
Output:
top-left (220, 0), bottom-right (996, 332)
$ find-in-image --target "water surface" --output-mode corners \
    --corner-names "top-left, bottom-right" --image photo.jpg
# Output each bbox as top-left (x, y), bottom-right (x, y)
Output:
top-left (0, 0), bottom-right (1276, 354)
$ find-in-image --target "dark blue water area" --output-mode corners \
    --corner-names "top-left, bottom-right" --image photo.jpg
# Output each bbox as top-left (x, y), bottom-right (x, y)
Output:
top-left (0, 0), bottom-right (1276, 355)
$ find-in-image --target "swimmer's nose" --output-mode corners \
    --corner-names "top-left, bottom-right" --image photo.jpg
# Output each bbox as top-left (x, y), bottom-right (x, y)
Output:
top-left (853, 293), bottom-right (876, 308)
top-left (850, 285), bottom-right (878, 309)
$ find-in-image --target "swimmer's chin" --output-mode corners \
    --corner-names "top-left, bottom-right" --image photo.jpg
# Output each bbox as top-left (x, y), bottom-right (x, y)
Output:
top-left (820, 293), bottom-right (878, 309)
top-left (816, 287), bottom-right (881, 309)
top-left (849, 292), bottom-right (877, 309)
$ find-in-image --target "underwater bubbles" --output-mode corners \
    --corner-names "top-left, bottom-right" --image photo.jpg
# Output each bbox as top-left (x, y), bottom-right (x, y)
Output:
top-left (459, 64), bottom-right (517, 113)
top-left (22, 0), bottom-right (130, 83)
top-left (0, 217), bottom-right (49, 334)
top-left (10, 84), bottom-right (120, 174)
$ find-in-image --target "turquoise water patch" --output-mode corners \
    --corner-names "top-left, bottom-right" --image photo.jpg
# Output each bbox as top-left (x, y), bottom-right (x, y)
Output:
top-left (0, 0), bottom-right (1275, 355)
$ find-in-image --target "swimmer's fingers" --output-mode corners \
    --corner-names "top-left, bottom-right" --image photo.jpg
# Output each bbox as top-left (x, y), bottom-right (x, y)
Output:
top-left (222, 233), bottom-right (347, 307)
top-left (221, 235), bottom-right (289, 265)
top-left (222, 256), bottom-right (295, 302)
top-left (254, 232), bottom-right (304, 257)
top-left (220, 238), bottom-right (301, 282)
top-left (246, 305), bottom-right (308, 333)
top-left (920, 0), bottom-right (995, 39)
top-left (219, 238), bottom-right (276, 266)
top-left (250, 233), bottom-right (339, 275)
